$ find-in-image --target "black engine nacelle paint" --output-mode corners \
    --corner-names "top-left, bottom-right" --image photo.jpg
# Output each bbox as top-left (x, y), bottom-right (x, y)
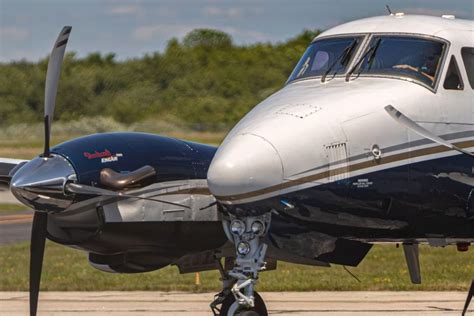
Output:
top-left (88, 252), bottom-right (171, 273)
top-left (47, 207), bottom-right (229, 273)
top-left (51, 132), bottom-right (217, 186)
top-left (44, 132), bottom-right (229, 272)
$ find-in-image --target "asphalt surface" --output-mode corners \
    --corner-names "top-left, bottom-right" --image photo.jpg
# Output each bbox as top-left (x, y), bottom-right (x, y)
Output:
top-left (0, 291), bottom-right (469, 315)
top-left (0, 214), bottom-right (31, 245)
top-left (0, 190), bottom-right (19, 204)
top-left (0, 190), bottom-right (31, 245)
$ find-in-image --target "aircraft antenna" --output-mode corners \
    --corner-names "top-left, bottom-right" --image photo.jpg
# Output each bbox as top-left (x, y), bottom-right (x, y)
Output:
top-left (386, 5), bottom-right (393, 15)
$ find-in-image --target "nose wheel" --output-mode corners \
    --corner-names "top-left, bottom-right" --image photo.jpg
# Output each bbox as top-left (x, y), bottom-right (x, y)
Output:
top-left (211, 212), bottom-right (272, 316)
top-left (220, 291), bottom-right (268, 316)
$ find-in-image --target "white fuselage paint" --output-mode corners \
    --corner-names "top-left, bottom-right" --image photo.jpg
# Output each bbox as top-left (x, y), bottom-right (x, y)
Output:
top-left (207, 15), bottom-right (474, 205)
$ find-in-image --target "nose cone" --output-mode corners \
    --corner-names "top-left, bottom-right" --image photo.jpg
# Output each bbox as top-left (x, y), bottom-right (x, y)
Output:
top-left (207, 134), bottom-right (283, 203)
top-left (11, 154), bottom-right (76, 211)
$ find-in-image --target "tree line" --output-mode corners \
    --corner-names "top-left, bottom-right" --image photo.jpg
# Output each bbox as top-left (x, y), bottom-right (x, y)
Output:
top-left (0, 29), bottom-right (320, 130)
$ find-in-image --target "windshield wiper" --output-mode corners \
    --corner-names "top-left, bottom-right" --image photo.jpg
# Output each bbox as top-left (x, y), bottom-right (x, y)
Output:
top-left (321, 40), bottom-right (358, 83)
top-left (345, 38), bottom-right (382, 82)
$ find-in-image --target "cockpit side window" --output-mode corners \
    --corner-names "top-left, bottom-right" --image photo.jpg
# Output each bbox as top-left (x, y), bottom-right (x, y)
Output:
top-left (461, 47), bottom-right (474, 89)
top-left (443, 56), bottom-right (464, 90)
top-left (287, 36), bottom-right (362, 83)
top-left (358, 36), bottom-right (446, 88)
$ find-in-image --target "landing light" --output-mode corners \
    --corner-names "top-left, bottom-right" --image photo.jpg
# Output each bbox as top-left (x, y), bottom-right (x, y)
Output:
top-left (237, 241), bottom-right (251, 255)
top-left (251, 220), bottom-right (265, 235)
top-left (230, 219), bottom-right (246, 236)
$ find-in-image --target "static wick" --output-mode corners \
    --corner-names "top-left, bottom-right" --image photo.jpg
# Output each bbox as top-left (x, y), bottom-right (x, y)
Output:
top-left (386, 5), bottom-right (393, 15)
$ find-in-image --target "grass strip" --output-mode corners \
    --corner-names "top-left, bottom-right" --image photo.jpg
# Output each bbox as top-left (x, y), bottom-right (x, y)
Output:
top-left (0, 242), bottom-right (472, 291)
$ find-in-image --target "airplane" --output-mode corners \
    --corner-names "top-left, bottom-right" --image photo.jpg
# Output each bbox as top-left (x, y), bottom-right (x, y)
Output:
top-left (0, 12), bottom-right (473, 316)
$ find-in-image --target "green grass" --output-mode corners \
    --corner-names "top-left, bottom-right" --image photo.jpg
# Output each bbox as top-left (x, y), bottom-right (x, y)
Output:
top-left (0, 204), bottom-right (30, 214)
top-left (1, 241), bottom-right (473, 292)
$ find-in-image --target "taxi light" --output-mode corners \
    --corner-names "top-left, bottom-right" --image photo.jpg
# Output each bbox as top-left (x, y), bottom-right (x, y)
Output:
top-left (251, 220), bottom-right (265, 235)
top-left (237, 241), bottom-right (251, 255)
top-left (230, 219), bottom-right (245, 236)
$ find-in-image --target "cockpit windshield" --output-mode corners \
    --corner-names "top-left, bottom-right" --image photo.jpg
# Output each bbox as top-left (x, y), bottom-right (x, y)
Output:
top-left (287, 36), bottom-right (362, 83)
top-left (357, 36), bottom-right (446, 87)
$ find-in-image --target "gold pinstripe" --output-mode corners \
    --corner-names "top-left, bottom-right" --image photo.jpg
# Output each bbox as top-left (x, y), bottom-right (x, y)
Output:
top-left (215, 140), bottom-right (474, 202)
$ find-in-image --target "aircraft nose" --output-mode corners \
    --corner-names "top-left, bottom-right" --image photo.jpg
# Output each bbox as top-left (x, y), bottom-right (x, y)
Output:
top-left (11, 154), bottom-right (76, 212)
top-left (207, 134), bottom-right (283, 203)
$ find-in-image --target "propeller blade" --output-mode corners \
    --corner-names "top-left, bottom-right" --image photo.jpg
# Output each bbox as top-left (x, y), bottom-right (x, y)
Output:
top-left (385, 105), bottom-right (474, 157)
top-left (43, 26), bottom-right (72, 157)
top-left (463, 279), bottom-right (474, 316)
top-left (30, 212), bottom-right (48, 316)
top-left (65, 183), bottom-right (190, 209)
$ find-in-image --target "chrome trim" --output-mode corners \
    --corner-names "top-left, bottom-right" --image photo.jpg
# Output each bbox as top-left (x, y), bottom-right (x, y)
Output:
top-left (10, 154), bottom-right (76, 212)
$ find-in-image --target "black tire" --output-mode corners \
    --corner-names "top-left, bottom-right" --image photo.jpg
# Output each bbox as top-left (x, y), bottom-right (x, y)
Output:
top-left (238, 311), bottom-right (259, 316)
top-left (220, 291), bottom-right (268, 316)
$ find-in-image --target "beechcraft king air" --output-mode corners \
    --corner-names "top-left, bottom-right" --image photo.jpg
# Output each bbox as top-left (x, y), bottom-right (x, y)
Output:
top-left (0, 13), bottom-right (473, 316)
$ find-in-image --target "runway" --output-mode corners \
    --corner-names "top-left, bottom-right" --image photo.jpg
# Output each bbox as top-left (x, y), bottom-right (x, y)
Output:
top-left (0, 189), bottom-right (32, 245)
top-left (0, 291), bottom-right (469, 315)
top-left (0, 211), bottom-right (32, 245)
top-left (0, 190), bottom-right (19, 204)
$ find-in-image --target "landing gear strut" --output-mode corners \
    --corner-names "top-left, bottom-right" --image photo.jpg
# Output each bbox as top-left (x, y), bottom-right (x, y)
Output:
top-left (211, 212), bottom-right (271, 316)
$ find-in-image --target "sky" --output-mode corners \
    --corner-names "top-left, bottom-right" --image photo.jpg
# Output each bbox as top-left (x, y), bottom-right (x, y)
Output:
top-left (1, 0), bottom-right (473, 62)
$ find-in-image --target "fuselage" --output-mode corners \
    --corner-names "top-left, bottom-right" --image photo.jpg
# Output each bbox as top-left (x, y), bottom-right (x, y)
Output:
top-left (207, 15), bottom-right (474, 244)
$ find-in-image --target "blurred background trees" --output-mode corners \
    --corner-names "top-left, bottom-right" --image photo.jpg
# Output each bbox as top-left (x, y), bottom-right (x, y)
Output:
top-left (0, 28), bottom-right (320, 131)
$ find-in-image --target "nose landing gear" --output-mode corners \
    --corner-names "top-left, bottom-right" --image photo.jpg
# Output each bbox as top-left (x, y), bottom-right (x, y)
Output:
top-left (220, 291), bottom-right (268, 316)
top-left (211, 212), bottom-right (271, 316)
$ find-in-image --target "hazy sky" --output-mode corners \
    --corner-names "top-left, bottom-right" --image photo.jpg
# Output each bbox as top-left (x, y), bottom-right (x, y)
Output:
top-left (1, 0), bottom-right (473, 62)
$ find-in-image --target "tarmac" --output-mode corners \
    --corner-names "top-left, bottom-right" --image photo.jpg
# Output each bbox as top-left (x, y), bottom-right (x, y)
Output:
top-left (0, 189), bottom-right (19, 204)
top-left (0, 190), bottom-right (32, 245)
top-left (0, 291), bottom-right (470, 315)
top-left (0, 213), bottom-right (32, 245)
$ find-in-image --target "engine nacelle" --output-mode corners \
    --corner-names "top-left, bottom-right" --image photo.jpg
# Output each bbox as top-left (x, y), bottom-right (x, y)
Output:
top-left (88, 252), bottom-right (171, 274)
top-left (51, 132), bottom-right (216, 186)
